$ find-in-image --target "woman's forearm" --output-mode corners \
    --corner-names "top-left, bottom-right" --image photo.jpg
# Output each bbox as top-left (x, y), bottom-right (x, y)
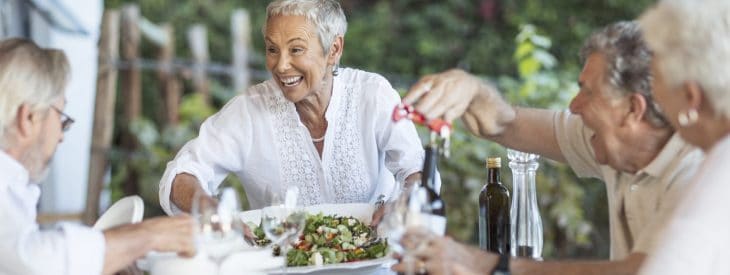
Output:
top-left (170, 173), bottom-right (207, 213)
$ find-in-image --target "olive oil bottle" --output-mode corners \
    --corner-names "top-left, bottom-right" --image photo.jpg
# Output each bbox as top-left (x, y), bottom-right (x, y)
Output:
top-left (478, 157), bottom-right (511, 254)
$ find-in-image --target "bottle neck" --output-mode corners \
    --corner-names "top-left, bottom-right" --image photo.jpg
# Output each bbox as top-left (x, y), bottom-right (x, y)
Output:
top-left (487, 167), bottom-right (501, 185)
top-left (422, 145), bottom-right (439, 190)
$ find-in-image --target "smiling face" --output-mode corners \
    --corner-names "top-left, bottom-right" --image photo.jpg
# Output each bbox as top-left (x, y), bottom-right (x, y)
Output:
top-left (570, 53), bottom-right (634, 170)
top-left (264, 15), bottom-right (338, 103)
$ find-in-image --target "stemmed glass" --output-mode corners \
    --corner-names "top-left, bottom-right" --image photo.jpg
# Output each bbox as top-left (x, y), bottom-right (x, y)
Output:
top-left (378, 186), bottom-right (437, 275)
top-left (378, 189), bottom-right (418, 275)
top-left (261, 186), bottom-right (306, 275)
top-left (192, 187), bottom-right (246, 274)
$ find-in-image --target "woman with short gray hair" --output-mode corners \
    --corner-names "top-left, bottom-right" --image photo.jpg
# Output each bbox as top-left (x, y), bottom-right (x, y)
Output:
top-left (639, 0), bottom-right (730, 273)
top-left (159, 0), bottom-right (425, 213)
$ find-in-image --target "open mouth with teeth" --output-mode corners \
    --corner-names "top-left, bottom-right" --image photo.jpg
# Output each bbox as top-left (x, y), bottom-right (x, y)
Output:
top-left (280, 76), bottom-right (304, 87)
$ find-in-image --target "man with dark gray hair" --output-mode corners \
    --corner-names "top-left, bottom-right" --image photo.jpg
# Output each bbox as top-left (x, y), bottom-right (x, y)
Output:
top-left (0, 38), bottom-right (196, 275)
top-left (391, 21), bottom-right (702, 275)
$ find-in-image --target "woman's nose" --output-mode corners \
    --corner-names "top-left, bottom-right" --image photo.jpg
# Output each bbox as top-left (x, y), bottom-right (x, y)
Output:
top-left (274, 54), bottom-right (291, 73)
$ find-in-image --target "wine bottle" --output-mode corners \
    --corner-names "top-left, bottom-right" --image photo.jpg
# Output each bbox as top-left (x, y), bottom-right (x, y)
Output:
top-left (423, 145), bottom-right (445, 214)
top-left (479, 157), bottom-right (511, 254)
top-left (413, 143), bottom-right (447, 235)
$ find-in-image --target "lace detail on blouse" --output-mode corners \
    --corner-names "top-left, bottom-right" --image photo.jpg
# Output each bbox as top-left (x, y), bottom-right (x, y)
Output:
top-left (265, 92), bottom-right (323, 206)
top-left (327, 85), bottom-right (370, 203)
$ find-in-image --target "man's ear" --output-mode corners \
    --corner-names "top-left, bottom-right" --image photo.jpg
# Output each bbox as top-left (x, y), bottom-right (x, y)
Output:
top-left (327, 35), bottom-right (344, 65)
top-left (624, 93), bottom-right (648, 125)
top-left (14, 104), bottom-right (36, 139)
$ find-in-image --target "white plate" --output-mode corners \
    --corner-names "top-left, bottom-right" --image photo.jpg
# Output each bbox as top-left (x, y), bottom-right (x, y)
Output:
top-left (138, 248), bottom-right (283, 274)
top-left (267, 256), bottom-right (395, 274)
top-left (241, 203), bottom-right (395, 274)
top-left (239, 203), bottom-right (375, 225)
top-left (137, 252), bottom-right (218, 275)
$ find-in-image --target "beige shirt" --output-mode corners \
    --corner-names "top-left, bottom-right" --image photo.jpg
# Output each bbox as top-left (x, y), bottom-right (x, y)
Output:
top-left (553, 111), bottom-right (703, 259)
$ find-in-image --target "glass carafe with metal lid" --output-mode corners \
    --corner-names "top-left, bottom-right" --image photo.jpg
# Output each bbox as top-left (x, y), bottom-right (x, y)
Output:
top-left (508, 149), bottom-right (543, 259)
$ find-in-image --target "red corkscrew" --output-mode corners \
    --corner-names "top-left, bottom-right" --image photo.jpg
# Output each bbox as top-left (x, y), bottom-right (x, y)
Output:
top-left (392, 103), bottom-right (452, 157)
top-left (392, 103), bottom-right (452, 137)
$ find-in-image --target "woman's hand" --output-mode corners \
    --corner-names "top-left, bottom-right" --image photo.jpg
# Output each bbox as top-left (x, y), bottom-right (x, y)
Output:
top-left (370, 195), bottom-right (387, 228)
top-left (370, 173), bottom-right (420, 228)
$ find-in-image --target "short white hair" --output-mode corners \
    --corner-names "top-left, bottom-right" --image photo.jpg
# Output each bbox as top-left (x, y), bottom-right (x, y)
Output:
top-left (263, 0), bottom-right (348, 55)
top-left (0, 38), bottom-right (69, 148)
top-left (640, 0), bottom-right (730, 119)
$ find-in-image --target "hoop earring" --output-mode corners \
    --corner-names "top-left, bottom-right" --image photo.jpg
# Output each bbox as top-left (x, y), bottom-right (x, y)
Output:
top-left (332, 64), bottom-right (340, 76)
top-left (678, 109), bottom-right (699, 127)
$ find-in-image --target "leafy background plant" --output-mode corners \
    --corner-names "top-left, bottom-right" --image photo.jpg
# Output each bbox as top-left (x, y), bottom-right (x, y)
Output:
top-left (105, 0), bottom-right (653, 259)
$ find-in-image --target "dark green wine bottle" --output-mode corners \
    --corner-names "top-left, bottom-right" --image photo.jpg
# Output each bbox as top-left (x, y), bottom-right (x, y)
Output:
top-left (478, 157), bottom-right (511, 254)
top-left (418, 144), bottom-right (446, 235)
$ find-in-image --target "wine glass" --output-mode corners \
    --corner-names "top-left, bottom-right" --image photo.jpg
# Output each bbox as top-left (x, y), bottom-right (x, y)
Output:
top-left (377, 189), bottom-right (418, 274)
top-left (192, 187), bottom-right (245, 273)
top-left (261, 185), bottom-right (285, 244)
top-left (378, 193), bottom-right (406, 251)
top-left (378, 186), bottom-right (436, 275)
top-left (261, 186), bottom-right (306, 274)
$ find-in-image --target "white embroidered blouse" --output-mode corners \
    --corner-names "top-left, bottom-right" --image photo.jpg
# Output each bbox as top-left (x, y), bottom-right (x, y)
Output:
top-left (159, 68), bottom-right (426, 213)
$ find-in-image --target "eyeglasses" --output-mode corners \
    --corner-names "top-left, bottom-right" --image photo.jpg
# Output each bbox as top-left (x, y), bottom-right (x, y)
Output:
top-left (50, 106), bottom-right (75, 132)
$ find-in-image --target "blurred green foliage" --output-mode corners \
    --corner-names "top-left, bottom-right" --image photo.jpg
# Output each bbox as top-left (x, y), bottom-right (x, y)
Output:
top-left (104, 0), bottom-right (653, 259)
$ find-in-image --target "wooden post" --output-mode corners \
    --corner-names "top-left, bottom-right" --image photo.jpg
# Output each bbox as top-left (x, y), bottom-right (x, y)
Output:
top-left (83, 10), bottom-right (120, 225)
top-left (187, 24), bottom-right (210, 104)
top-left (231, 9), bottom-right (251, 94)
top-left (157, 23), bottom-right (181, 126)
top-left (120, 4), bottom-right (141, 196)
top-left (121, 4), bottom-right (142, 122)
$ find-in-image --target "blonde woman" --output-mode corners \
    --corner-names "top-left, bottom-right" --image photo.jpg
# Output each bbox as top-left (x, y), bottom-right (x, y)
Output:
top-left (639, 0), bottom-right (730, 273)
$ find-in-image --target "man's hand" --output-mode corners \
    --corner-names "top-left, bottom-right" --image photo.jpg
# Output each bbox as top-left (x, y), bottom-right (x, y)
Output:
top-left (140, 215), bottom-right (197, 257)
top-left (102, 215), bottom-right (196, 274)
top-left (403, 69), bottom-right (516, 137)
top-left (391, 228), bottom-right (498, 275)
top-left (452, 264), bottom-right (484, 275)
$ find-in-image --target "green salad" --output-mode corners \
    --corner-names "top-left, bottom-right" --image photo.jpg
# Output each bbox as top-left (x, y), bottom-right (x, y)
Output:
top-left (250, 213), bottom-right (389, 267)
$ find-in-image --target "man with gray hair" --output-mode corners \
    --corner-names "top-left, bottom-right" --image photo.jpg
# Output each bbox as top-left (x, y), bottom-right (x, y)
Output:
top-left (0, 38), bottom-right (196, 275)
top-left (391, 21), bottom-right (702, 275)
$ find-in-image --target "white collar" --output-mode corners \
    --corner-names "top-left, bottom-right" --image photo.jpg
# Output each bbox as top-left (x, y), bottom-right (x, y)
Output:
top-left (0, 150), bottom-right (30, 186)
